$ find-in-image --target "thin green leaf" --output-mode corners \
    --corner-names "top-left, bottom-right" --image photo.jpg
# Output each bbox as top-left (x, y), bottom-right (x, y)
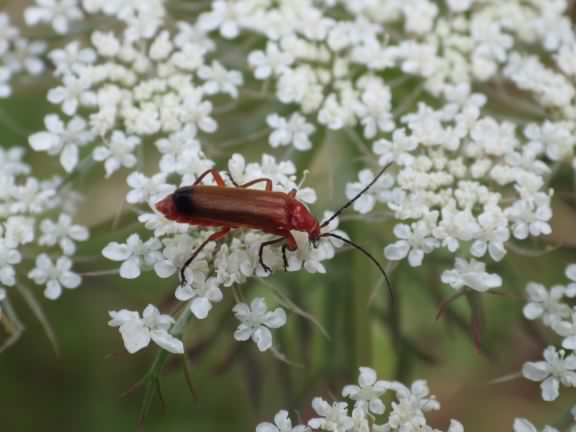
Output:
top-left (0, 298), bottom-right (25, 353)
top-left (264, 280), bottom-right (329, 339)
top-left (16, 283), bottom-right (59, 355)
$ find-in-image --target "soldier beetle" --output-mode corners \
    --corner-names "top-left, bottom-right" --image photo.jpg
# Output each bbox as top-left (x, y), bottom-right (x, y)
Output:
top-left (155, 165), bottom-right (392, 296)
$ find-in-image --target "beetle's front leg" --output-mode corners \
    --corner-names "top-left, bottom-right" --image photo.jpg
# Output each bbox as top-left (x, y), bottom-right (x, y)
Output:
top-left (258, 233), bottom-right (297, 273)
top-left (180, 227), bottom-right (231, 285)
top-left (281, 244), bottom-right (289, 271)
top-left (258, 237), bottom-right (286, 273)
top-left (284, 232), bottom-right (297, 251)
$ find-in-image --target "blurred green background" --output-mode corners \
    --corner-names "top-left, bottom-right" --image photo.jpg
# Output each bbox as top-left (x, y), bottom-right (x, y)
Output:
top-left (2, 2), bottom-right (576, 430)
top-left (2, 90), bottom-right (576, 432)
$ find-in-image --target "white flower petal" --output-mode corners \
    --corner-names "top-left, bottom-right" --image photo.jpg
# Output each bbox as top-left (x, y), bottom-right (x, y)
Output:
top-left (567, 264), bottom-right (576, 282)
top-left (264, 308), bottom-right (286, 328)
top-left (523, 303), bottom-right (544, 320)
top-left (151, 329), bottom-right (184, 354)
top-left (541, 376), bottom-right (559, 401)
top-left (522, 361), bottom-right (549, 381)
top-left (190, 297), bottom-right (212, 319)
top-left (234, 323), bottom-right (253, 342)
top-left (256, 423), bottom-right (279, 432)
top-left (154, 260), bottom-right (176, 278)
top-left (358, 367), bottom-right (377, 387)
top-left (29, 132), bottom-right (59, 151)
top-left (369, 398), bottom-right (385, 415)
top-left (513, 418), bottom-right (538, 432)
top-left (60, 271), bottom-right (81, 289)
top-left (384, 241), bottom-right (410, 261)
top-left (119, 257), bottom-right (141, 279)
top-left (252, 327), bottom-right (273, 351)
top-left (119, 320), bottom-right (150, 354)
top-left (44, 280), bottom-right (62, 300)
top-left (102, 242), bottom-right (130, 261)
top-left (562, 336), bottom-right (576, 350)
top-left (60, 144), bottom-right (79, 173)
top-left (447, 420), bottom-right (464, 432)
top-left (174, 284), bottom-right (194, 302)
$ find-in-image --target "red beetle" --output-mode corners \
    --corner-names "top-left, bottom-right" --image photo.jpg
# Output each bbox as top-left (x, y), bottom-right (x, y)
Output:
top-left (155, 166), bottom-right (391, 294)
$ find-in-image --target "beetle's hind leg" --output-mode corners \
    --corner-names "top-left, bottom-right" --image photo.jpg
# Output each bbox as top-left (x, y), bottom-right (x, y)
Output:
top-left (180, 227), bottom-right (231, 285)
top-left (226, 172), bottom-right (274, 192)
top-left (238, 177), bottom-right (273, 191)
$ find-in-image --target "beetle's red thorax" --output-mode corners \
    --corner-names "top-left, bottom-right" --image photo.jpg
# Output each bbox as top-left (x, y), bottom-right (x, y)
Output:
top-left (287, 200), bottom-right (320, 239)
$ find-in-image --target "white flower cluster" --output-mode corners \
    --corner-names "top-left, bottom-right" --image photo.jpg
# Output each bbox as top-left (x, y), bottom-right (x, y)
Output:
top-left (29, 19), bottom-right (239, 176)
top-left (103, 151), bottom-right (344, 354)
top-left (233, 298), bottom-right (286, 352)
top-left (256, 367), bottom-right (464, 432)
top-left (363, 90), bottom-right (555, 290)
top-left (6, 0), bottom-right (576, 425)
top-left (108, 304), bottom-right (183, 354)
top-left (82, 0), bottom-right (167, 41)
top-left (0, 147), bottom-right (87, 305)
top-left (521, 264), bottom-right (576, 402)
top-left (0, 13), bottom-right (46, 98)
top-left (20, 3), bottom-right (349, 351)
top-left (236, 1), bottom-right (398, 139)
top-left (343, 16), bottom-right (571, 290)
top-left (24, 0), bottom-right (166, 39)
top-left (513, 416), bottom-right (574, 432)
top-left (191, 0), bottom-right (573, 294)
top-left (22, 0), bottom-right (575, 299)
top-left (196, 0), bottom-right (576, 143)
top-left (25, 0), bottom-right (84, 35)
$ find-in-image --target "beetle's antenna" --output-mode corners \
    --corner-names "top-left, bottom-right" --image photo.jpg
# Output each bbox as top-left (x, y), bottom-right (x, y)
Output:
top-left (320, 163), bottom-right (391, 228)
top-left (320, 232), bottom-right (393, 303)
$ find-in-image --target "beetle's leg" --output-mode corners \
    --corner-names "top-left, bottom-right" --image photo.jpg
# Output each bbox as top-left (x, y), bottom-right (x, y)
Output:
top-left (282, 233), bottom-right (299, 271)
top-left (258, 237), bottom-right (285, 273)
top-left (259, 232), bottom-right (298, 273)
top-left (284, 232), bottom-right (298, 251)
top-left (238, 178), bottom-right (273, 192)
top-left (180, 227), bottom-right (231, 285)
top-left (193, 169), bottom-right (227, 187)
top-left (226, 172), bottom-right (240, 187)
top-left (281, 244), bottom-right (289, 271)
top-left (225, 172), bottom-right (273, 191)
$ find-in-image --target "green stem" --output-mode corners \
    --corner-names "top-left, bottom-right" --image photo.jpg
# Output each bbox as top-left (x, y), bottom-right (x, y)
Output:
top-left (16, 283), bottom-right (59, 355)
top-left (138, 304), bottom-right (192, 422)
top-left (0, 297), bottom-right (25, 353)
top-left (57, 155), bottom-right (97, 191)
top-left (218, 127), bottom-right (269, 148)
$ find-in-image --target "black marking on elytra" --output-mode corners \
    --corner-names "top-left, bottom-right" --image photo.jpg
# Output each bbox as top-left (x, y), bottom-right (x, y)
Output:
top-left (173, 187), bottom-right (195, 215)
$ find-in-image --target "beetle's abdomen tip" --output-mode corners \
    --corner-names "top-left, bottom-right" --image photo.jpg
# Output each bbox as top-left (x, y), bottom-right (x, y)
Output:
top-left (155, 195), bottom-right (176, 220)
